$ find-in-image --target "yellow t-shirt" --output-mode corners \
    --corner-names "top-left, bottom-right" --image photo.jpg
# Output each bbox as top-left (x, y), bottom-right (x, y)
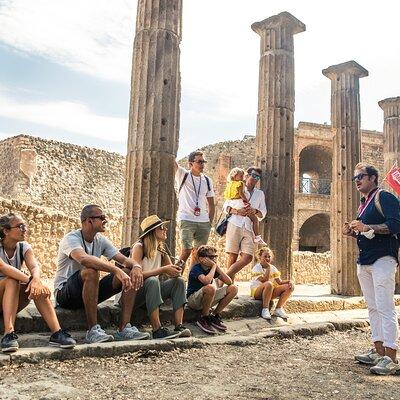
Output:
top-left (224, 181), bottom-right (244, 200)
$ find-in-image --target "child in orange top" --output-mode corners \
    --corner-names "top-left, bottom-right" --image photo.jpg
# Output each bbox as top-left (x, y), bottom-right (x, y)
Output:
top-left (224, 167), bottom-right (266, 245)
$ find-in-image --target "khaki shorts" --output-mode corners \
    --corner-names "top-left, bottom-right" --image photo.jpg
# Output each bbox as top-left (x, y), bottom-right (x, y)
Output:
top-left (187, 286), bottom-right (228, 310)
top-left (225, 222), bottom-right (254, 255)
top-left (180, 220), bottom-right (211, 250)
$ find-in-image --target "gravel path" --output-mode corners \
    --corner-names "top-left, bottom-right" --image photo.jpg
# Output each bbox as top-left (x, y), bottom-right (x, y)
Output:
top-left (0, 329), bottom-right (399, 400)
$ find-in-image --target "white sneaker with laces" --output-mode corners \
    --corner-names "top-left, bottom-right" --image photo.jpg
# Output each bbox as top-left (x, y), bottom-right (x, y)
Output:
top-left (370, 356), bottom-right (400, 375)
top-left (261, 308), bottom-right (271, 320)
top-left (273, 308), bottom-right (288, 319)
top-left (354, 348), bottom-right (382, 365)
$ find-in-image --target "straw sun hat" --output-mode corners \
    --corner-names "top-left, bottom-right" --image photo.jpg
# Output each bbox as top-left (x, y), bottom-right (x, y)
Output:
top-left (138, 215), bottom-right (170, 239)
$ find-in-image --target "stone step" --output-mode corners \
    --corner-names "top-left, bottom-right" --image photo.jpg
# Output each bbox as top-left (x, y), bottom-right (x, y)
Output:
top-left (2, 294), bottom-right (399, 335)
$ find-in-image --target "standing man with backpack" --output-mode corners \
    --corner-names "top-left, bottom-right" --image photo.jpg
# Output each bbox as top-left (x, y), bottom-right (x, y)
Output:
top-left (344, 163), bottom-right (400, 375)
top-left (175, 151), bottom-right (215, 269)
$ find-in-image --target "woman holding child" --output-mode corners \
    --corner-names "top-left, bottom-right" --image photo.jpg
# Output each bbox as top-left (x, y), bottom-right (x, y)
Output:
top-left (129, 215), bottom-right (191, 340)
top-left (250, 246), bottom-right (295, 320)
top-left (0, 213), bottom-right (75, 352)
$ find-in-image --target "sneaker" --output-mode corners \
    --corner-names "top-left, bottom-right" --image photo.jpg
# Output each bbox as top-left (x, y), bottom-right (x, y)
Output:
top-left (115, 323), bottom-right (150, 341)
top-left (370, 356), bottom-right (400, 375)
top-left (49, 329), bottom-right (76, 349)
top-left (261, 308), bottom-right (271, 320)
top-left (196, 316), bottom-right (216, 334)
top-left (254, 235), bottom-right (267, 245)
top-left (355, 348), bottom-right (382, 365)
top-left (273, 308), bottom-right (288, 319)
top-left (152, 327), bottom-right (181, 340)
top-left (85, 324), bottom-right (114, 344)
top-left (174, 324), bottom-right (192, 338)
top-left (1, 332), bottom-right (19, 353)
top-left (209, 314), bottom-right (227, 332)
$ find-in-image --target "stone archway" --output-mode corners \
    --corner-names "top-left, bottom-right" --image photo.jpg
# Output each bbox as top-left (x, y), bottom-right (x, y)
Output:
top-left (299, 145), bottom-right (332, 194)
top-left (299, 213), bottom-right (330, 253)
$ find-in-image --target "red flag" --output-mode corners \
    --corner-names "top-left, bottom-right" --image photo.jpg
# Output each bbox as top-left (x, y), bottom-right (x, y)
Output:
top-left (385, 163), bottom-right (400, 196)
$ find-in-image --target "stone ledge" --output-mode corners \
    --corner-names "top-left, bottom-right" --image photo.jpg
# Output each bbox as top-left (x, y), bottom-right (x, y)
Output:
top-left (2, 294), bottom-right (398, 334)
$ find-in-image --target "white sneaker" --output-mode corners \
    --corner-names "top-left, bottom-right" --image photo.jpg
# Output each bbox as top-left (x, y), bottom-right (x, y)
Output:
top-left (355, 348), bottom-right (382, 365)
top-left (254, 235), bottom-right (267, 245)
top-left (370, 356), bottom-right (400, 375)
top-left (273, 308), bottom-right (288, 319)
top-left (261, 308), bottom-right (271, 320)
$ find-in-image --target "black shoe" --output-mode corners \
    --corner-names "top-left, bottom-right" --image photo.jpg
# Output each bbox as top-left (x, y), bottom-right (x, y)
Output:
top-left (49, 330), bottom-right (76, 349)
top-left (152, 327), bottom-right (181, 340)
top-left (174, 324), bottom-right (192, 338)
top-left (1, 332), bottom-right (19, 353)
top-left (209, 314), bottom-right (227, 332)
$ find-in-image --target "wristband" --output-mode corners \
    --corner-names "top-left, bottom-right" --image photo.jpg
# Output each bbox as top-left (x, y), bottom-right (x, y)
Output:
top-left (22, 275), bottom-right (33, 285)
top-left (361, 229), bottom-right (375, 240)
top-left (133, 264), bottom-right (142, 269)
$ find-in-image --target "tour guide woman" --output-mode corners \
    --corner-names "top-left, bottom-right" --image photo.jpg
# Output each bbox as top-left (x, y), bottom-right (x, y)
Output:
top-left (130, 215), bottom-right (191, 340)
top-left (0, 213), bottom-right (76, 352)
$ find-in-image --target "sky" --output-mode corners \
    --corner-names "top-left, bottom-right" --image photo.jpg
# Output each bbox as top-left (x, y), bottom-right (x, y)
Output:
top-left (0, 0), bottom-right (399, 158)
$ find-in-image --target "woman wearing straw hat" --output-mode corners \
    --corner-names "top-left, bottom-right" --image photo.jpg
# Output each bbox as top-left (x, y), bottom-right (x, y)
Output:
top-left (130, 215), bottom-right (191, 339)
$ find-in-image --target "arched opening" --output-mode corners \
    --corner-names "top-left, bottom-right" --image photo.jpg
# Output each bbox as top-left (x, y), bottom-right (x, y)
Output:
top-left (299, 213), bottom-right (330, 253)
top-left (299, 145), bottom-right (332, 195)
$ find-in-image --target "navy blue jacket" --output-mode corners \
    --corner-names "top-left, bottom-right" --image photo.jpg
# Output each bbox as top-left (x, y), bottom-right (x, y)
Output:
top-left (357, 189), bottom-right (400, 265)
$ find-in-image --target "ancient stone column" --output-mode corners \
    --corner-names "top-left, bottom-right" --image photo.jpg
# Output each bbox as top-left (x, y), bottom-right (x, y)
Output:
top-left (322, 61), bottom-right (368, 295)
top-left (379, 96), bottom-right (400, 293)
top-left (122, 0), bottom-right (182, 252)
top-left (252, 12), bottom-right (306, 278)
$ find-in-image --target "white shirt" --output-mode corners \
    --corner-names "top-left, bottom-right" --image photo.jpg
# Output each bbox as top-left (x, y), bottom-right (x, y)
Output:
top-left (0, 241), bottom-right (31, 280)
top-left (223, 187), bottom-right (267, 232)
top-left (175, 165), bottom-right (215, 223)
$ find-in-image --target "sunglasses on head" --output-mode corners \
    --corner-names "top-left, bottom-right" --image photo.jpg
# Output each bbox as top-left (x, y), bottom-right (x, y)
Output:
top-left (250, 172), bottom-right (261, 181)
top-left (352, 173), bottom-right (368, 181)
top-left (89, 214), bottom-right (107, 221)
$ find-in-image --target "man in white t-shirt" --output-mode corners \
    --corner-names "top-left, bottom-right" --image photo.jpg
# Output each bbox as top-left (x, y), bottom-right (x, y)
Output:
top-left (223, 167), bottom-right (267, 281)
top-left (175, 151), bottom-right (215, 267)
top-left (54, 204), bottom-right (149, 344)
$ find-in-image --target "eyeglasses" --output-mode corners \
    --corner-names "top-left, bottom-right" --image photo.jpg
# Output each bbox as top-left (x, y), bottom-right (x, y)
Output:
top-left (250, 172), bottom-right (261, 181)
top-left (9, 223), bottom-right (27, 231)
top-left (352, 173), bottom-right (368, 181)
top-left (89, 214), bottom-right (107, 221)
top-left (206, 255), bottom-right (218, 260)
top-left (193, 160), bottom-right (207, 165)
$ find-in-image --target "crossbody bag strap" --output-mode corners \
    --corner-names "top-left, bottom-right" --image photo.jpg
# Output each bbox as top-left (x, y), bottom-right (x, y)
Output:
top-left (178, 172), bottom-right (189, 193)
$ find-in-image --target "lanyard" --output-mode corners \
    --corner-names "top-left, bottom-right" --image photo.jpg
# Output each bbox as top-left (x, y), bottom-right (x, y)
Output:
top-left (190, 173), bottom-right (202, 207)
top-left (81, 230), bottom-right (95, 255)
top-left (357, 187), bottom-right (379, 219)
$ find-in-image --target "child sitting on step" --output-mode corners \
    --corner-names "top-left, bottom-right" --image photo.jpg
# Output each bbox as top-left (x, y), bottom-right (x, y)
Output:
top-left (223, 167), bottom-right (266, 245)
top-left (250, 246), bottom-right (295, 320)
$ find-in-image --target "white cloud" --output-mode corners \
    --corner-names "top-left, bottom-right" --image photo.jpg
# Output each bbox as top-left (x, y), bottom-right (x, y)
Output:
top-left (0, 90), bottom-right (128, 142)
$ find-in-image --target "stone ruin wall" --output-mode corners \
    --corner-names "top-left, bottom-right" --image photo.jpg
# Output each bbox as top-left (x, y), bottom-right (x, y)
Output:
top-left (0, 126), bottom-right (384, 283)
top-left (0, 197), bottom-right (122, 278)
top-left (0, 135), bottom-right (125, 217)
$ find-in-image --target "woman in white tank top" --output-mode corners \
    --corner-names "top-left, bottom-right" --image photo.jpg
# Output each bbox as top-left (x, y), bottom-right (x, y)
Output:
top-left (129, 215), bottom-right (191, 340)
top-left (0, 213), bottom-right (76, 352)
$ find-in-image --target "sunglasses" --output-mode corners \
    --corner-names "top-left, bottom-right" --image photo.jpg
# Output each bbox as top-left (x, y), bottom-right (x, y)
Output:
top-left (250, 172), bottom-right (261, 181)
top-left (9, 223), bottom-right (28, 231)
top-left (158, 225), bottom-right (168, 231)
top-left (352, 173), bottom-right (368, 181)
top-left (206, 254), bottom-right (218, 260)
top-left (193, 160), bottom-right (207, 165)
top-left (90, 214), bottom-right (107, 221)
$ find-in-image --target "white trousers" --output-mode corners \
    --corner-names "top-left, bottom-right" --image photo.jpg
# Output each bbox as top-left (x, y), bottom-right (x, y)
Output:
top-left (357, 256), bottom-right (399, 350)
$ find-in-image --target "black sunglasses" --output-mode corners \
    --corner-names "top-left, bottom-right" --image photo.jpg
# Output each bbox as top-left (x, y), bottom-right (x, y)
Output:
top-left (352, 173), bottom-right (368, 181)
top-left (193, 160), bottom-right (207, 165)
top-left (9, 223), bottom-right (28, 231)
top-left (206, 254), bottom-right (218, 260)
top-left (90, 214), bottom-right (107, 221)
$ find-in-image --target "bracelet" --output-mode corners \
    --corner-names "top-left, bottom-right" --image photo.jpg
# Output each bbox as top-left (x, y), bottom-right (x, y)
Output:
top-left (22, 275), bottom-right (33, 285)
top-left (132, 264), bottom-right (142, 269)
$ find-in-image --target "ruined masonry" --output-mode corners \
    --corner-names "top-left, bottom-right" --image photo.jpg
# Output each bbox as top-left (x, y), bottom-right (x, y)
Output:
top-left (252, 12), bottom-right (306, 279)
top-left (122, 0), bottom-right (182, 252)
top-left (323, 61), bottom-right (368, 296)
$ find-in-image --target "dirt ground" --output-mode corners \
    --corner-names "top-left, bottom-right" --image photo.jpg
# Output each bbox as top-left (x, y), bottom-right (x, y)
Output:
top-left (0, 329), bottom-right (399, 400)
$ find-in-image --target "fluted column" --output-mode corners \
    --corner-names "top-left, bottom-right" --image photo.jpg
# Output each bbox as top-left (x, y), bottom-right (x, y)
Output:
top-left (379, 96), bottom-right (400, 293)
top-left (122, 0), bottom-right (182, 251)
top-left (323, 61), bottom-right (368, 295)
top-left (252, 12), bottom-right (306, 278)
